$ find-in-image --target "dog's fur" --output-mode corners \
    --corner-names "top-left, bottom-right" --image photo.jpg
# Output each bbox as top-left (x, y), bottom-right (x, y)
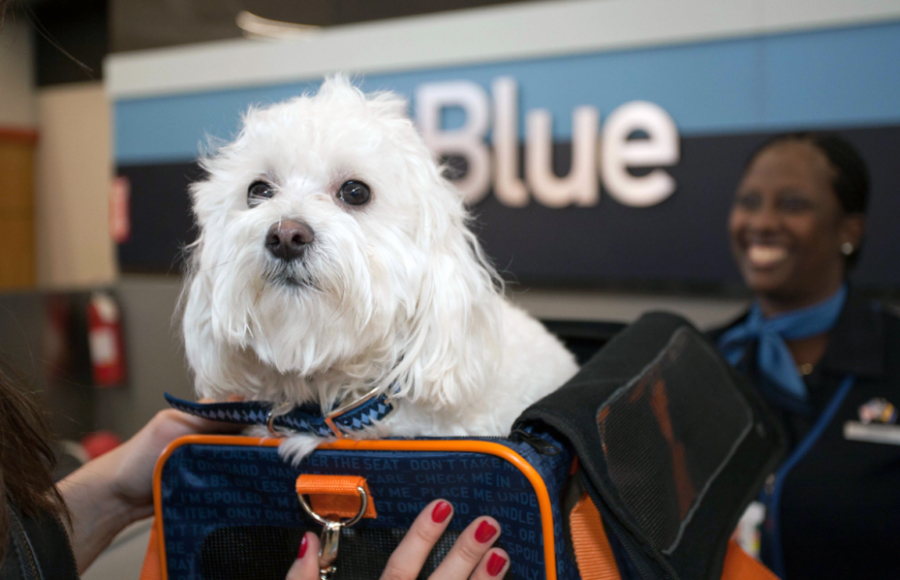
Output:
top-left (182, 77), bottom-right (578, 463)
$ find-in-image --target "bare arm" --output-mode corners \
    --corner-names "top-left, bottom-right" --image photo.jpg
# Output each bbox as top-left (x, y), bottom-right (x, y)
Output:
top-left (57, 409), bottom-right (237, 573)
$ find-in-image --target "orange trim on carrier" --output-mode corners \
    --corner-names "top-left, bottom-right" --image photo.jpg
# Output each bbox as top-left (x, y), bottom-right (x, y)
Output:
top-left (149, 435), bottom-right (560, 580)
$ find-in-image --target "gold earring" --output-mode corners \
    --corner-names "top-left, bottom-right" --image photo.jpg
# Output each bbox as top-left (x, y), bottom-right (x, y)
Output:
top-left (841, 242), bottom-right (854, 256)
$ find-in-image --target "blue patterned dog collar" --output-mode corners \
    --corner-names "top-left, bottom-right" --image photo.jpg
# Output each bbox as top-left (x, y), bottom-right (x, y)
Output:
top-left (165, 386), bottom-right (398, 438)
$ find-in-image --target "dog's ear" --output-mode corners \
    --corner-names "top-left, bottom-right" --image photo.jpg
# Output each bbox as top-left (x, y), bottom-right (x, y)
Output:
top-left (180, 240), bottom-right (223, 398)
top-left (180, 238), bottom-right (257, 400)
top-left (388, 183), bottom-right (503, 410)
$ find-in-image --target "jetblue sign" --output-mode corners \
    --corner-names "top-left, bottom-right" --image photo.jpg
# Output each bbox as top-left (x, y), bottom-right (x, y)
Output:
top-left (114, 22), bottom-right (900, 290)
top-left (416, 78), bottom-right (680, 208)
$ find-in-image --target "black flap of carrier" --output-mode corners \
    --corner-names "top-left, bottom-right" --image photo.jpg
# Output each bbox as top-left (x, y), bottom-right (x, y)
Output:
top-left (516, 312), bottom-right (784, 580)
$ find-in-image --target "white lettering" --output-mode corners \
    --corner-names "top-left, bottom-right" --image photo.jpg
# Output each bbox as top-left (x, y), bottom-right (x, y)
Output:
top-left (491, 77), bottom-right (528, 207)
top-left (600, 101), bottom-right (679, 207)
top-left (526, 105), bottom-right (599, 208)
top-left (415, 79), bottom-right (679, 209)
top-left (416, 81), bottom-right (491, 204)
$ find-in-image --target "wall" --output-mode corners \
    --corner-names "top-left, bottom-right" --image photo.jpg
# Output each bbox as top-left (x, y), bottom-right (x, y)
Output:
top-left (0, 21), bottom-right (37, 290)
top-left (0, 20), bottom-right (117, 291)
top-left (0, 20), bottom-right (36, 128)
top-left (95, 275), bottom-right (194, 438)
top-left (0, 21), bottom-right (118, 434)
top-left (0, 136), bottom-right (37, 289)
top-left (34, 82), bottom-right (117, 289)
top-left (511, 289), bottom-right (748, 328)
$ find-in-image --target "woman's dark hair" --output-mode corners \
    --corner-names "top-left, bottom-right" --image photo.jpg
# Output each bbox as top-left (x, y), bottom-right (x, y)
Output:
top-left (0, 357), bottom-right (69, 564)
top-left (745, 131), bottom-right (870, 266)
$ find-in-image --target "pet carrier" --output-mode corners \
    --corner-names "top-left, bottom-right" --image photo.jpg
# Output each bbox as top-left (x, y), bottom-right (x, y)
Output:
top-left (140, 313), bottom-right (782, 580)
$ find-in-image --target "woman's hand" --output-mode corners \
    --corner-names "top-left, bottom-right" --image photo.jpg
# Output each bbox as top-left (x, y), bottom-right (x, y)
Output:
top-left (57, 408), bottom-right (239, 573)
top-left (286, 499), bottom-right (510, 580)
top-left (102, 408), bottom-right (242, 517)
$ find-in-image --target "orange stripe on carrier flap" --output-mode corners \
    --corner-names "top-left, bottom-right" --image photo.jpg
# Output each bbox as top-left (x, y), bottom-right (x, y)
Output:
top-left (569, 491), bottom-right (778, 580)
top-left (569, 491), bottom-right (623, 580)
top-left (721, 540), bottom-right (780, 580)
top-left (296, 474), bottom-right (378, 519)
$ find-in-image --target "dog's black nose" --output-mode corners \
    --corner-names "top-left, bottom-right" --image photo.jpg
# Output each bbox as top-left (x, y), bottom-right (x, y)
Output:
top-left (265, 220), bottom-right (314, 261)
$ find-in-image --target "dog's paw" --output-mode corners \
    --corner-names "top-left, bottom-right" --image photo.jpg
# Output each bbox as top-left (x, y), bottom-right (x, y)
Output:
top-left (277, 433), bottom-right (329, 466)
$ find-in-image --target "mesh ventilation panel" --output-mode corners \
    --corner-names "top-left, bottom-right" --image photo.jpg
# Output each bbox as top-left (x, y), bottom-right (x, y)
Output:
top-left (200, 525), bottom-right (477, 580)
top-left (596, 327), bottom-right (753, 554)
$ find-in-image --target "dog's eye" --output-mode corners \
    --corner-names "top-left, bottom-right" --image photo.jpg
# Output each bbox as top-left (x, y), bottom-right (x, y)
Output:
top-left (248, 181), bottom-right (275, 206)
top-left (337, 180), bottom-right (371, 206)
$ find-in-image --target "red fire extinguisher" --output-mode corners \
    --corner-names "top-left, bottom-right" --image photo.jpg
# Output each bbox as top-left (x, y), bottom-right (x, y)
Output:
top-left (87, 292), bottom-right (127, 387)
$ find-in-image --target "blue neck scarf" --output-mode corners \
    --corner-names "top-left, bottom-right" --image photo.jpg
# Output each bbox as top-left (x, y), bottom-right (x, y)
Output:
top-left (718, 285), bottom-right (847, 400)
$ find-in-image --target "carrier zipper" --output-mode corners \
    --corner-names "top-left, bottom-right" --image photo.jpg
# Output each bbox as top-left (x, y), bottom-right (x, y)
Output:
top-left (509, 428), bottom-right (562, 456)
top-left (418, 427), bottom-right (562, 457)
top-left (416, 432), bottom-right (563, 456)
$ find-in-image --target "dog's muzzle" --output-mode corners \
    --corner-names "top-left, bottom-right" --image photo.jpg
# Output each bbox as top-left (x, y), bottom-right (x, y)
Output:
top-left (265, 219), bottom-right (314, 262)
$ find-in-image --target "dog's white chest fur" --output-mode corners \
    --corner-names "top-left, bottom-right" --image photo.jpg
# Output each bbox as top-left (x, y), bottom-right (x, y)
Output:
top-left (181, 77), bottom-right (578, 463)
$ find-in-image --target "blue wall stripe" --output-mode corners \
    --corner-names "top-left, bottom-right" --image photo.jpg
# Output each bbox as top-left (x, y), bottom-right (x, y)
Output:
top-left (114, 21), bottom-right (900, 164)
top-left (765, 23), bottom-right (900, 127)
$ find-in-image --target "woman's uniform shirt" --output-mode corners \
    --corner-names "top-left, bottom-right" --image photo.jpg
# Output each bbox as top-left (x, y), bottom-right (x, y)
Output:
top-left (710, 293), bottom-right (900, 580)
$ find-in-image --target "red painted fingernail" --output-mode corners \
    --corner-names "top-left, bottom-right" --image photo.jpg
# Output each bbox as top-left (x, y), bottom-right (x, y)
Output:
top-left (487, 553), bottom-right (507, 576)
top-left (298, 535), bottom-right (308, 559)
top-left (475, 520), bottom-right (498, 543)
top-left (431, 501), bottom-right (452, 523)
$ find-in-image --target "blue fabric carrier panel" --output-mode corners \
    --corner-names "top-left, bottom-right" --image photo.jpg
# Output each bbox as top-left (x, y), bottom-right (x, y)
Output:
top-left (157, 435), bottom-right (580, 580)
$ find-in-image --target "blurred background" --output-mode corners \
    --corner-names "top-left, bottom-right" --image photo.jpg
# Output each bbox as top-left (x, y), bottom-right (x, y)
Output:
top-left (0, 1), bottom-right (898, 575)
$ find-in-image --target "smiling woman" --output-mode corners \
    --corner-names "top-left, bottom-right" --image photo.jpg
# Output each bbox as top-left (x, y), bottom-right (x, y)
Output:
top-left (710, 133), bottom-right (900, 580)
top-left (728, 134), bottom-right (868, 316)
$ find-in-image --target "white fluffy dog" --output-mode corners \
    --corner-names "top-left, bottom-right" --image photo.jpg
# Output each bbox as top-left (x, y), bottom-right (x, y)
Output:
top-left (182, 77), bottom-right (578, 462)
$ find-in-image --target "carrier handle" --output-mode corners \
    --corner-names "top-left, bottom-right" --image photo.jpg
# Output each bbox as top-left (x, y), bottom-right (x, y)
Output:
top-left (296, 474), bottom-right (378, 520)
top-left (296, 475), bottom-right (375, 580)
top-left (297, 481), bottom-right (369, 526)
